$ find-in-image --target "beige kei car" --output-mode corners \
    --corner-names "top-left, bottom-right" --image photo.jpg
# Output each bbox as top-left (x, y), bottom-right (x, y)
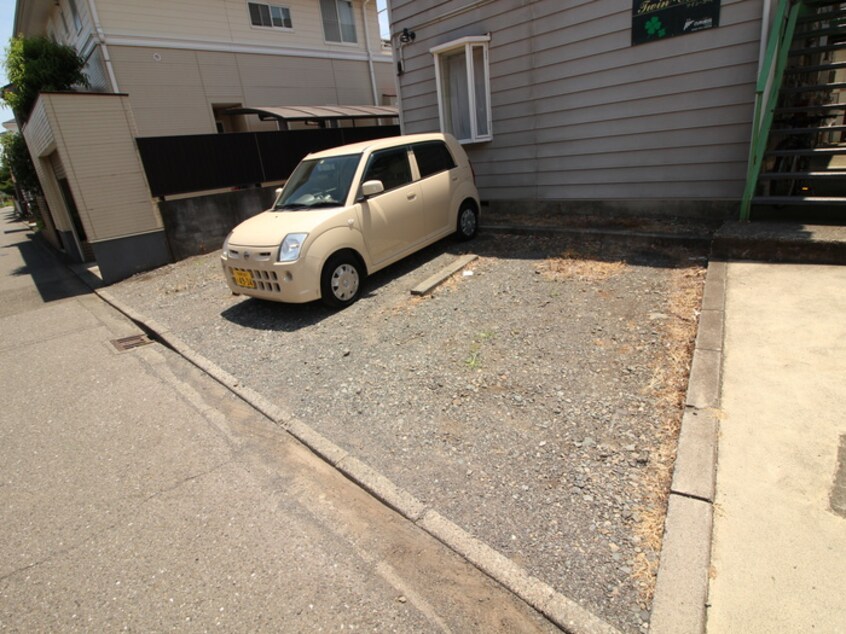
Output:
top-left (221, 133), bottom-right (480, 308)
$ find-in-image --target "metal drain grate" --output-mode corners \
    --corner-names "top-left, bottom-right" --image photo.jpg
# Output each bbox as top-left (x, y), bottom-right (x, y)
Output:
top-left (110, 334), bottom-right (153, 351)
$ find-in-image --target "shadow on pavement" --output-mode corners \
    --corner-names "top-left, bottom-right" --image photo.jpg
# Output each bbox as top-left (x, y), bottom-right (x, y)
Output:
top-left (219, 230), bottom-right (708, 332)
top-left (220, 237), bottom-right (459, 331)
top-left (4, 236), bottom-right (90, 303)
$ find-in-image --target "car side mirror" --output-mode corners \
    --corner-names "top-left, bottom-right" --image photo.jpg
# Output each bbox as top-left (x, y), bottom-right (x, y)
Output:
top-left (360, 180), bottom-right (385, 200)
top-left (275, 187), bottom-right (283, 195)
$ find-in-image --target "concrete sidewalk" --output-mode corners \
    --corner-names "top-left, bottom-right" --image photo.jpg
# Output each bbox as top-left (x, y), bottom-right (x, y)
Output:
top-left (0, 209), bottom-right (554, 632)
top-left (707, 261), bottom-right (846, 632)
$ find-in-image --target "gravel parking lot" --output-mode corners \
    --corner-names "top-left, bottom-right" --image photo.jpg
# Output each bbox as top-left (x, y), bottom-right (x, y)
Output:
top-left (110, 230), bottom-right (706, 633)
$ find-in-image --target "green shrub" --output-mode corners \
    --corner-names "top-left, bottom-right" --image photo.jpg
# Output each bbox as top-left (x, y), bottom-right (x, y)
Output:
top-left (3, 36), bottom-right (89, 123)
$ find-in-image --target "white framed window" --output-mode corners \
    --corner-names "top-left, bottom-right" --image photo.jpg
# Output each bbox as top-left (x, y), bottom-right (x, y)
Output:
top-left (320, 0), bottom-right (357, 44)
top-left (431, 35), bottom-right (492, 144)
top-left (248, 2), bottom-right (293, 29)
top-left (59, 6), bottom-right (71, 36)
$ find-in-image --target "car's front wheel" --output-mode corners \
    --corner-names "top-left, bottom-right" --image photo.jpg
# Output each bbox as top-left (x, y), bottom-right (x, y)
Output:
top-left (321, 252), bottom-right (363, 309)
top-left (457, 202), bottom-right (478, 241)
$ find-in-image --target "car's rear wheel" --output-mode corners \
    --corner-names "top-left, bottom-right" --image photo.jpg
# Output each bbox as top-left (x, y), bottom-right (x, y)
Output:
top-left (321, 252), bottom-right (363, 309)
top-left (457, 202), bottom-right (478, 241)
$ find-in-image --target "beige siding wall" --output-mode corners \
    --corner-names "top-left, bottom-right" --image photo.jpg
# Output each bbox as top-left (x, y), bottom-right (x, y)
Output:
top-left (33, 0), bottom-right (394, 138)
top-left (390, 0), bottom-right (762, 203)
top-left (25, 93), bottom-right (161, 242)
top-left (23, 98), bottom-right (56, 157)
top-left (97, 0), bottom-right (385, 59)
top-left (23, 99), bottom-right (72, 234)
top-left (111, 45), bottom-right (395, 136)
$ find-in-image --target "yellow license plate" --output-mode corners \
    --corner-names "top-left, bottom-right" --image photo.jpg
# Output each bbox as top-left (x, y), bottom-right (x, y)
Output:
top-left (232, 269), bottom-right (256, 289)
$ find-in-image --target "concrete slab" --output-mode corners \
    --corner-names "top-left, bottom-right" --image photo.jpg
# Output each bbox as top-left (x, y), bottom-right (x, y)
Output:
top-left (707, 262), bottom-right (846, 632)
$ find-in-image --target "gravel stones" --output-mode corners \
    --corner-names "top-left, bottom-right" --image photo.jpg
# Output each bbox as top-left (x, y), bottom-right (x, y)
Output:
top-left (109, 232), bottom-right (706, 633)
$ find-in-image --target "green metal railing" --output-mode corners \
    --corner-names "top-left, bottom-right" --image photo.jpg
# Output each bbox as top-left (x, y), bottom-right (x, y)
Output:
top-left (740, 0), bottom-right (805, 221)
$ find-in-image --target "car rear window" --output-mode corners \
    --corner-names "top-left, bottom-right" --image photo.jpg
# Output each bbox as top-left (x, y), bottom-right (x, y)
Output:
top-left (412, 141), bottom-right (456, 178)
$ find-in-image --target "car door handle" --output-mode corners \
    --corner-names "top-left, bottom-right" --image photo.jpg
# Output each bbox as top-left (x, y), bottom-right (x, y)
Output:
top-left (407, 193), bottom-right (417, 200)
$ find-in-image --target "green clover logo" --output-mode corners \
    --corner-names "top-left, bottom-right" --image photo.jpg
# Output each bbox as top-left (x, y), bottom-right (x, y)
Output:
top-left (645, 16), bottom-right (667, 38)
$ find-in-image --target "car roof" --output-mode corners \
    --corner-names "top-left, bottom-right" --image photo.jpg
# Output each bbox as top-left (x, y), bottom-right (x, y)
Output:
top-left (305, 133), bottom-right (452, 160)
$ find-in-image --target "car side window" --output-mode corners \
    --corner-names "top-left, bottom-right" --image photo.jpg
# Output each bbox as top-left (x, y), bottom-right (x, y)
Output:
top-left (362, 147), bottom-right (412, 193)
top-left (412, 141), bottom-right (456, 178)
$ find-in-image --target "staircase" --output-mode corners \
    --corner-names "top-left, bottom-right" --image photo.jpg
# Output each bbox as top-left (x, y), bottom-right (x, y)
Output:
top-left (741, 0), bottom-right (846, 220)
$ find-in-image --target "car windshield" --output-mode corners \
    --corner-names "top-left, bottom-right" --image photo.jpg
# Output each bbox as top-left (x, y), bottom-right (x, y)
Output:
top-left (274, 154), bottom-right (361, 210)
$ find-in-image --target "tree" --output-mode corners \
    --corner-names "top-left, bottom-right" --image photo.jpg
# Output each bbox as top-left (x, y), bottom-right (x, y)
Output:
top-left (3, 36), bottom-right (89, 123)
top-left (0, 157), bottom-right (14, 199)
top-left (1, 131), bottom-right (40, 196)
top-left (1, 131), bottom-right (45, 220)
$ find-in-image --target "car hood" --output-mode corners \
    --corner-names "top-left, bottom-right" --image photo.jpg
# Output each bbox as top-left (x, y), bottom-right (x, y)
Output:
top-left (228, 208), bottom-right (344, 247)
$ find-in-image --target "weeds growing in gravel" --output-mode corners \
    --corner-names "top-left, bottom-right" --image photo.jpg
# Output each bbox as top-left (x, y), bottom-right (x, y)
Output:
top-left (464, 330), bottom-right (496, 370)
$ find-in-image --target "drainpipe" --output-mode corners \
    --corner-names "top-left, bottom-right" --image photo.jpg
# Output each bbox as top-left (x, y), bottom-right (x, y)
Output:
top-left (362, 0), bottom-right (380, 106)
top-left (85, 0), bottom-right (120, 93)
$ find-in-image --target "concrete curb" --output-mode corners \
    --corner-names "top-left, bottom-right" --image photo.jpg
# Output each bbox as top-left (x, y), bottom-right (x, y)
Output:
top-left (649, 259), bottom-right (726, 634)
top-left (77, 274), bottom-right (622, 633)
top-left (410, 253), bottom-right (478, 296)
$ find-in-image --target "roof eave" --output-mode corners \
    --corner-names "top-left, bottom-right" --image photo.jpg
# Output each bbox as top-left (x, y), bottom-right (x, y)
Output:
top-left (13, 0), bottom-right (52, 38)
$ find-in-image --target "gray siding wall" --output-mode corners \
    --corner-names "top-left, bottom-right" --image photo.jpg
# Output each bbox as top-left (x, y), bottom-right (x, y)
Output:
top-left (389, 0), bottom-right (762, 206)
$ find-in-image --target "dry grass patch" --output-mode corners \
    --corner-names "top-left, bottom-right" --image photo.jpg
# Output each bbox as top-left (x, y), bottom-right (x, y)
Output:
top-left (631, 264), bottom-right (707, 607)
top-left (536, 253), bottom-right (627, 282)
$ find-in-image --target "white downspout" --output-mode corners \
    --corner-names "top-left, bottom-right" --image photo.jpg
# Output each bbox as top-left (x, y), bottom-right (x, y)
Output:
top-left (757, 0), bottom-right (772, 75)
top-left (385, 0), bottom-right (405, 133)
top-left (85, 0), bottom-right (120, 93)
top-left (362, 0), bottom-right (379, 106)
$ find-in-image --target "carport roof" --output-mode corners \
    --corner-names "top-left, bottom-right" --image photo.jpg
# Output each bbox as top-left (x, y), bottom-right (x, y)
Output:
top-left (225, 105), bottom-right (399, 122)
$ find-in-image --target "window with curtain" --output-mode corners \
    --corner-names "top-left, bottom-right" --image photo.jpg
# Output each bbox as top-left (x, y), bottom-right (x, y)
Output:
top-left (431, 37), bottom-right (492, 144)
top-left (320, 0), bottom-right (357, 43)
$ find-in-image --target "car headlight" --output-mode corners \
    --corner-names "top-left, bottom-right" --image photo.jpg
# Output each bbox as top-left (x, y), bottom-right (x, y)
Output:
top-left (222, 232), bottom-right (232, 257)
top-left (279, 233), bottom-right (307, 262)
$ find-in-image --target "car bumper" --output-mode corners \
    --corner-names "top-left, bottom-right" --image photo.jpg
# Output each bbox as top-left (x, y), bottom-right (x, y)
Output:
top-left (221, 254), bottom-right (321, 303)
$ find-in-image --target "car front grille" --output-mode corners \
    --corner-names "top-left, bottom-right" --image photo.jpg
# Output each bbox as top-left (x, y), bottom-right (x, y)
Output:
top-left (227, 266), bottom-right (282, 293)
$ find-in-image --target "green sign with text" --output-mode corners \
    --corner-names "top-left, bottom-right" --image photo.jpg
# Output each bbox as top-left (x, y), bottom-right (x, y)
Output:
top-left (632, 0), bottom-right (721, 45)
